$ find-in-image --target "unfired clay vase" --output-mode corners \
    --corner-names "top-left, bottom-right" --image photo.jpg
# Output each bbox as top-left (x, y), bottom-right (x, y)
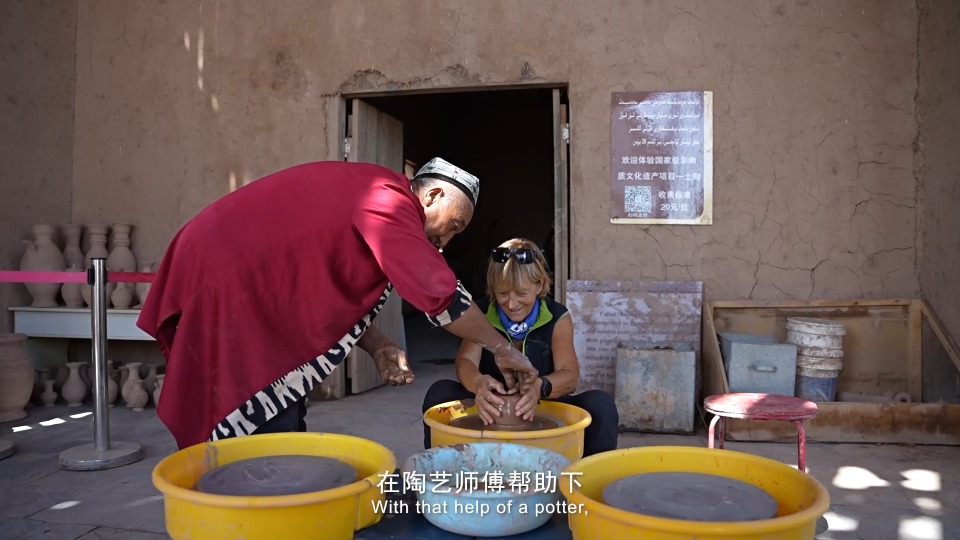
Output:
top-left (82, 224), bottom-right (111, 307)
top-left (20, 224), bottom-right (66, 307)
top-left (0, 334), bottom-right (35, 423)
top-left (121, 362), bottom-right (142, 404)
top-left (111, 283), bottom-right (134, 310)
top-left (61, 224), bottom-right (84, 269)
top-left (107, 223), bottom-right (137, 272)
top-left (61, 265), bottom-right (85, 307)
top-left (31, 368), bottom-right (49, 406)
top-left (143, 364), bottom-right (159, 401)
top-left (135, 261), bottom-right (155, 308)
top-left (41, 379), bottom-right (57, 407)
top-left (61, 362), bottom-right (88, 407)
top-left (107, 369), bottom-right (119, 407)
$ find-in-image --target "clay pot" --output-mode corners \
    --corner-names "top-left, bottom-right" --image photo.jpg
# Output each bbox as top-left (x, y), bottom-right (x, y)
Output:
top-left (107, 223), bottom-right (137, 272)
top-left (20, 224), bottom-right (66, 307)
top-left (61, 362), bottom-right (88, 407)
top-left (121, 362), bottom-right (142, 404)
top-left (61, 265), bottom-right (85, 308)
top-left (111, 283), bottom-right (134, 310)
top-left (135, 261), bottom-right (155, 308)
top-left (41, 380), bottom-right (57, 407)
top-left (62, 224), bottom-right (84, 269)
top-left (493, 392), bottom-right (525, 427)
top-left (82, 224), bottom-right (110, 307)
top-left (0, 334), bottom-right (35, 422)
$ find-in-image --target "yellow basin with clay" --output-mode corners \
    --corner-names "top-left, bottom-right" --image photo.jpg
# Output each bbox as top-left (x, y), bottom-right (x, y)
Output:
top-left (560, 446), bottom-right (830, 540)
top-left (424, 399), bottom-right (591, 462)
top-left (152, 432), bottom-right (396, 540)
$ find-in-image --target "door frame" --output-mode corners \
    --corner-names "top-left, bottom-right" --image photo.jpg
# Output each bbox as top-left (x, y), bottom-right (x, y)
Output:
top-left (324, 84), bottom-right (573, 302)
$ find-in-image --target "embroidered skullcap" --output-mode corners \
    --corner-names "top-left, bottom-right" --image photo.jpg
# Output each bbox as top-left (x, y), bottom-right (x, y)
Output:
top-left (414, 157), bottom-right (480, 207)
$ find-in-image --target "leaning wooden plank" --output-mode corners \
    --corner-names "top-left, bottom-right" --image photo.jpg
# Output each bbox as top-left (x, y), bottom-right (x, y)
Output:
top-left (710, 299), bottom-right (912, 309)
top-left (921, 300), bottom-right (960, 375)
top-left (908, 300), bottom-right (923, 399)
top-left (701, 302), bottom-right (729, 396)
top-left (724, 402), bottom-right (960, 445)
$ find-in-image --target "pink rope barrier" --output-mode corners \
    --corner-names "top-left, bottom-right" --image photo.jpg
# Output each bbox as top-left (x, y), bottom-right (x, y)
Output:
top-left (0, 270), bottom-right (155, 284)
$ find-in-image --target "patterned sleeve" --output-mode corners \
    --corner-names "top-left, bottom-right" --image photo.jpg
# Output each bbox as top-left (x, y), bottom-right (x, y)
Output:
top-left (424, 280), bottom-right (473, 327)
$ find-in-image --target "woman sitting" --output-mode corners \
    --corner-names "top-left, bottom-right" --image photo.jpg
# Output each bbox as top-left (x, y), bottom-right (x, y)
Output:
top-left (421, 237), bottom-right (619, 457)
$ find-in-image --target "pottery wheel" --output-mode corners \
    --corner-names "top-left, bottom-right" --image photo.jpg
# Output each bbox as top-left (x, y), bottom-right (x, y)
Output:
top-left (602, 472), bottom-right (779, 522)
top-left (448, 414), bottom-right (560, 432)
top-left (196, 455), bottom-right (357, 496)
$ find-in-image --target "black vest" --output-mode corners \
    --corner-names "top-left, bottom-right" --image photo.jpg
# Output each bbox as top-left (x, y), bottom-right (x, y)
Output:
top-left (478, 297), bottom-right (568, 386)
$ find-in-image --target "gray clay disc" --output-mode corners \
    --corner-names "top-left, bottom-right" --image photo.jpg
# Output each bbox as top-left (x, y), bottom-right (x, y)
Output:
top-left (196, 455), bottom-right (357, 496)
top-left (602, 472), bottom-right (779, 522)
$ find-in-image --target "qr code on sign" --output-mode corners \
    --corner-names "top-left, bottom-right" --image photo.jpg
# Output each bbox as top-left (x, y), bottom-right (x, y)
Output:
top-left (624, 186), bottom-right (652, 213)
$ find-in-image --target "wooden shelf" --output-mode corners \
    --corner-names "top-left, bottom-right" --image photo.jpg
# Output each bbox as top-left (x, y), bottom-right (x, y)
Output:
top-left (8, 307), bottom-right (154, 341)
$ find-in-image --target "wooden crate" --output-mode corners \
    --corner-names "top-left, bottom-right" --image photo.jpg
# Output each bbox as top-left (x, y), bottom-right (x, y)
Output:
top-left (702, 299), bottom-right (960, 445)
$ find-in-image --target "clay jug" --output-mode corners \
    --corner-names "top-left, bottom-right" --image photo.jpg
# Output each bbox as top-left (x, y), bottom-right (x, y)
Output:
top-left (107, 369), bottom-right (119, 406)
top-left (0, 334), bottom-right (35, 422)
top-left (81, 224), bottom-right (110, 307)
top-left (61, 265), bottom-right (85, 308)
top-left (31, 368), bottom-right (49, 406)
top-left (54, 364), bottom-right (69, 392)
top-left (61, 224), bottom-right (84, 269)
top-left (20, 224), bottom-right (66, 307)
top-left (111, 283), bottom-right (134, 310)
top-left (121, 362), bottom-right (142, 403)
top-left (61, 362), bottom-right (88, 407)
top-left (492, 391), bottom-right (526, 427)
top-left (107, 223), bottom-right (137, 272)
top-left (126, 376), bottom-right (148, 412)
top-left (135, 261), bottom-right (155, 308)
top-left (41, 379), bottom-right (57, 407)
top-left (143, 364), bottom-right (159, 400)
top-left (153, 374), bottom-right (165, 407)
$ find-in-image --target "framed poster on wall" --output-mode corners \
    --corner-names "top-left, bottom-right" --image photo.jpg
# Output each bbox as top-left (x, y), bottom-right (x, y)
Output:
top-left (610, 91), bottom-right (713, 225)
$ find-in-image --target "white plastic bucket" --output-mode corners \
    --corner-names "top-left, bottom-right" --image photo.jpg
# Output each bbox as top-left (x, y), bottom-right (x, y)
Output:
top-left (786, 317), bottom-right (846, 349)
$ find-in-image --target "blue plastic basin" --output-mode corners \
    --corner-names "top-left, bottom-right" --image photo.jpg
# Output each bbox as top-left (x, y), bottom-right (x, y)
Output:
top-left (400, 442), bottom-right (572, 537)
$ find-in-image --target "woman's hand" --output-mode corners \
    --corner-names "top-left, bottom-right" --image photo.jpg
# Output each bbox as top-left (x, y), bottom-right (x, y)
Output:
top-left (514, 377), bottom-right (542, 421)
top-left (473, 375), bottom-right (509, 425)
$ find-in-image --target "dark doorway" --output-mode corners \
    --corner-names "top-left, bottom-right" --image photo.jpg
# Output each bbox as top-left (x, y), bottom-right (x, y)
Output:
top-left (361, 88), bottom-right (561, 360)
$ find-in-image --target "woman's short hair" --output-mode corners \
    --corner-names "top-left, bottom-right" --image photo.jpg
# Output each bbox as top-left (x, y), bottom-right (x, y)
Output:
top-left (486, 238), bottom-right (552, 298)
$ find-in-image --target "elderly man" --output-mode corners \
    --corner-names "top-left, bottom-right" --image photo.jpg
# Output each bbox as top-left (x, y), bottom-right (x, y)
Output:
top-left (138, 158), bottom-right (539, 449)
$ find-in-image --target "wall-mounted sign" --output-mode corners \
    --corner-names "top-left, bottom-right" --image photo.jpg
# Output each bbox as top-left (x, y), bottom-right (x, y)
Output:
top-left (610, 91), bottom-right (713, 224)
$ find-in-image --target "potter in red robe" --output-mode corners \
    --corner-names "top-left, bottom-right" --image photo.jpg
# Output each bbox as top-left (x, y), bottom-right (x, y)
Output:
top-left (137, 161), bottom-right (473, 449)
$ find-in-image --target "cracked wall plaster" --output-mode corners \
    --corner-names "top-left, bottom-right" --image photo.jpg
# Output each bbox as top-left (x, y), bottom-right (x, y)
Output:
top-left (60, 0), bottom-right (929, 312)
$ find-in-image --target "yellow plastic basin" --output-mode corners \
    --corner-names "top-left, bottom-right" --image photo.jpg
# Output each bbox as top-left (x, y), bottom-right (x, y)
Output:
top-left (560, 446), bottom-right (830, 540)
top-left (424, 399), bottom-right (591, 462)
top-left (152, 432), bottom-right (396, 540)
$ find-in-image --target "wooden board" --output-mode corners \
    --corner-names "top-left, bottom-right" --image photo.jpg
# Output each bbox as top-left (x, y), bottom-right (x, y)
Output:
top-left (345, 99), bottom-right (407, 395)
top-left (704, 298), bottom-right (960, 445)
top-left (552, 89), bottom-right (569, 304)
top-left (566, 280), bottom-right (703, 396)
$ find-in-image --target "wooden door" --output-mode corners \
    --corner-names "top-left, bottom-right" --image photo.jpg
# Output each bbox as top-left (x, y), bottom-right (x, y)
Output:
top-left (345, 99), bottom-right (408, 394)
top-left (553, 89), bottom-right (571, 303)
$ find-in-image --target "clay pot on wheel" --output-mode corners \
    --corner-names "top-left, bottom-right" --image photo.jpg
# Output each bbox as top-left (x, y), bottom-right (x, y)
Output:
top-left (492, 392), bottom-right (527, 427)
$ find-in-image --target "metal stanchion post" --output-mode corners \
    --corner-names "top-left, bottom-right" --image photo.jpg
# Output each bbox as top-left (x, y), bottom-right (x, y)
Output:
top-left (59, 258), bottom-right (144, 470)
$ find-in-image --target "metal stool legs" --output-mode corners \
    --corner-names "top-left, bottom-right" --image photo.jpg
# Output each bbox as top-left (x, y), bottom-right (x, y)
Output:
top-left (708, 415), bottom-right (807, 472)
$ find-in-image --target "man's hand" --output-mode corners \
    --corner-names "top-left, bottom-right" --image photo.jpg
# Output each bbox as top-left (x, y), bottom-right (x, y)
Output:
top-left (493, 346), bottom-right (539, 394)
top-left (372, 344), bottom-right (415, 386)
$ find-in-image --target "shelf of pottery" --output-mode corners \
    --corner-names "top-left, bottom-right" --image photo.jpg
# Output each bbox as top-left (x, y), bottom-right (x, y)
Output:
top-left (24, 357), bottom-right (165, 414)
top-left (10, 223), bottom-right (156, 341)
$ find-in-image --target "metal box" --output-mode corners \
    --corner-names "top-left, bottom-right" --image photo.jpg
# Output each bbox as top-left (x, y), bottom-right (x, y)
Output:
top-left (718, 332), bottom-right (797, 396)
top-left (615, 345), bottom-right (696, 434)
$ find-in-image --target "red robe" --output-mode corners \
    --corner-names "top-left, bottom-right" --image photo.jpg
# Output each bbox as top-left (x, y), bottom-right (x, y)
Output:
top-left (137, 161), bottom-right (472, 449)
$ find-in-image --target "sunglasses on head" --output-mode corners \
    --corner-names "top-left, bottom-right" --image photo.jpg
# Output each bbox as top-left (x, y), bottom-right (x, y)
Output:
top-left (491, 247), bottom-right (538, 264)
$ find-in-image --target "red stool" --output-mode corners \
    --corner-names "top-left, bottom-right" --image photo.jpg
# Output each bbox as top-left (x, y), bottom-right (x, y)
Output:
top-left (704, 393), bottom-right (818, 471)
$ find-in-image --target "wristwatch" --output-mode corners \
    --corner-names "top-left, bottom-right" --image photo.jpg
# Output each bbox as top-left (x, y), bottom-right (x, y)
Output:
top-left (539, 376), bottom-right (552, 399)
